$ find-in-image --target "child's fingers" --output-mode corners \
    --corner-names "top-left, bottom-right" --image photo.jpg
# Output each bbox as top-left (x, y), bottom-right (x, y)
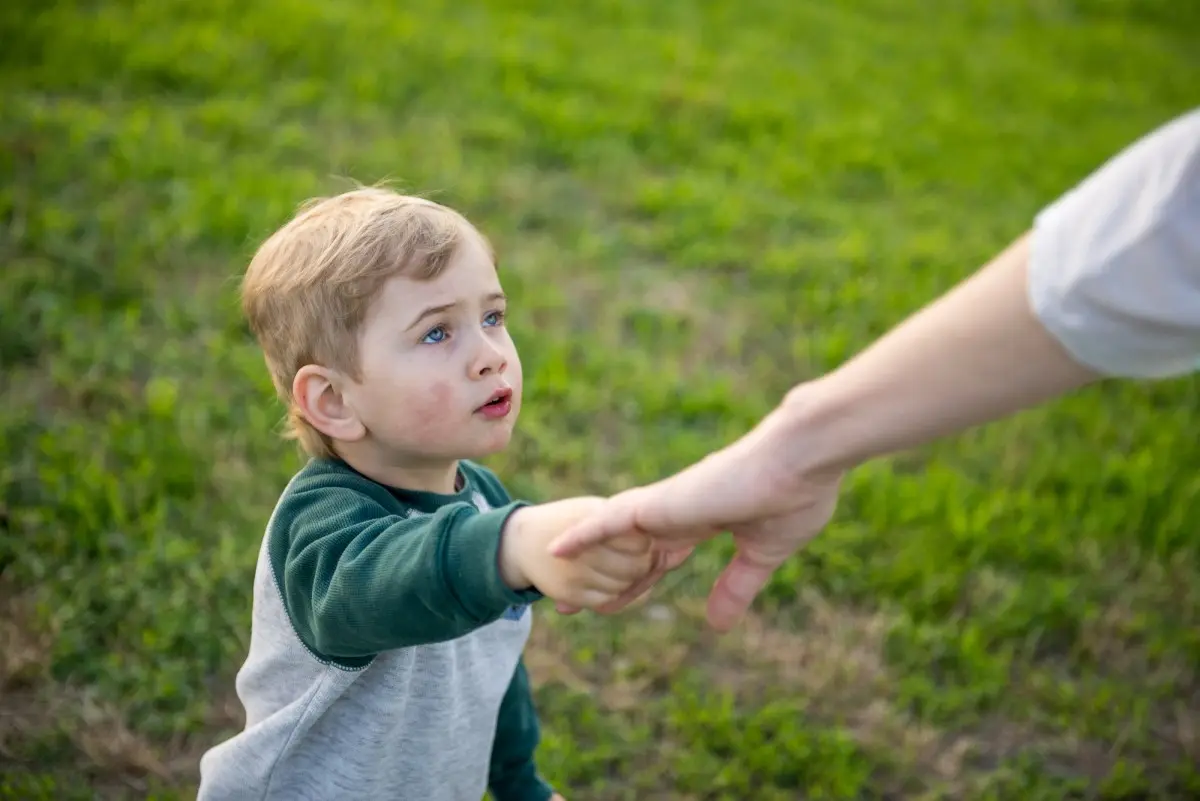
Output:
top-left (560, 538), bottom-right (652, 580)
top-left (589, 567), bottom-right (660, 615)
top-left (594, 550), bottom-right (656, 583)
top-left (571, 587), bottom-right (623, 610)
top-left (591, 546), bottom-right (682, 614)
top-left (604, 533), bottom-right (651, 555)
top-left (584, 569), bottom-right (641, 595)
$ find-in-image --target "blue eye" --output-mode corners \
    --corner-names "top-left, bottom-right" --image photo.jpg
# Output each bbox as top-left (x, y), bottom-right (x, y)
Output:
top-left (483, 310), bottom-right (505, 327)
top-left (421, 326), bottom-right (447, 344)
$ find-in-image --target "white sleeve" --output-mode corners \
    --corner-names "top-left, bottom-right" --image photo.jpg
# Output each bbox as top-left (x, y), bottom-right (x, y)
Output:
top-left (1028, 107), bottom-right (1200, 378)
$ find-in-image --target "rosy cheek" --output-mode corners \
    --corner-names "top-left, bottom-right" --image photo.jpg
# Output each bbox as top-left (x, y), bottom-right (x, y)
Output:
top-left (427, 381), bottom-right (452, 408)
top-left (412, 381), bottom-right (455, 429)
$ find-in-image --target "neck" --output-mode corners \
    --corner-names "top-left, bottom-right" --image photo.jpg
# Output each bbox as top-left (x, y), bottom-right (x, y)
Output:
top-left (335, 442), bottom-right (460, 494)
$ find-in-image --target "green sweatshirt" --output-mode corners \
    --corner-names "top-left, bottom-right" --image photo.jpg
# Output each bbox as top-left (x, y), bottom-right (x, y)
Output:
top-left (197, 457), bottom-right (555, 801)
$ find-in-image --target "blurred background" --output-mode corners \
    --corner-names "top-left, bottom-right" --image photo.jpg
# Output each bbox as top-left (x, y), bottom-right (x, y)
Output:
top-left (2, 1), bottom-right (1198, 798)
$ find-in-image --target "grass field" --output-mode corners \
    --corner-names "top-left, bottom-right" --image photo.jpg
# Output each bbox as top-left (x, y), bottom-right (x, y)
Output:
top-left (3, 0), bottom-right (1200, 798)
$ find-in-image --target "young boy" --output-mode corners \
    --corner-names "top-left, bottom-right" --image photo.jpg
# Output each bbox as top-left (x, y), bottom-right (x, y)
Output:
top-left (197, 187), bottom-right (657, 801)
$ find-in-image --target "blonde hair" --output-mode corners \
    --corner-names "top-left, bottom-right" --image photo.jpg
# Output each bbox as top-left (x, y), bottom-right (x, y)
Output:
top-left (241, 186), bottom-right (494, 459)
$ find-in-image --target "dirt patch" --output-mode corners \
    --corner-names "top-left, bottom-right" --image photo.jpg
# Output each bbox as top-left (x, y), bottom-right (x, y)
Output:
top-left (524, 591), bottom-right (980, 790)
top-left (693, 591), bottom-right (985, 789)
top-left (522, 589), bottom-right (1177, 797)
top-left (0, 585), bottom-right (241, 797)
top-left (1, 589), bottom-right (164, 785)
top-left (524, 599), bottom-right (696, 714)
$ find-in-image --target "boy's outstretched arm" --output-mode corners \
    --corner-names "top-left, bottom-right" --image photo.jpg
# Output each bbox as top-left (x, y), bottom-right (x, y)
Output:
top-left (276, 475), bottom-right (657, 666)
top-left (274, 476), bottom-right (542, 665)
top-left (487, 658), bottom-right (557, 801)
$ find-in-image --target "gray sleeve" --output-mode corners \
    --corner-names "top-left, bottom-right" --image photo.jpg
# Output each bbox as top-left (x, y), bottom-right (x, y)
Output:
top-left (1027, 107), bottom-right (1200, 378)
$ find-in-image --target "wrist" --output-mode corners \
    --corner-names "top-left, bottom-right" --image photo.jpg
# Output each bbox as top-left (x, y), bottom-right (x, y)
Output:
top-left (770, 378), bottom-right (863, 477)
top-left (497, 508), bottom-right (534, 591)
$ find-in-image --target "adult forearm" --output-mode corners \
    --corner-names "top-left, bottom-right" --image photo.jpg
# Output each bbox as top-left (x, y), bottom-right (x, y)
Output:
top-left (548, 232), bottom-right (1107, 565)
top-left (778, 232), bottom-right (1102, 475)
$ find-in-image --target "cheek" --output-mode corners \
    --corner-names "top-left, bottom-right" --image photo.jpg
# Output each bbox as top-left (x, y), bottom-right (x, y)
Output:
top-left (403, 380), bottom-right (460, 432)
top-left (427, 381), bottom-right (453, 412)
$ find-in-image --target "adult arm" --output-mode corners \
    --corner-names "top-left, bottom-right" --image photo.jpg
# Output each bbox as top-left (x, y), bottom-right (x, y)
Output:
top-left (784, 105), bottom-right (1200, 478)
top-left (550, 107), bottom-right (1200, 626)
top-left (549, 230), bottom-right (1099, 561)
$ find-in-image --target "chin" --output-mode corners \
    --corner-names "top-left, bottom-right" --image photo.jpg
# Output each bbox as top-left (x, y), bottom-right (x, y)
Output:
top-left (475, 428), bottom-right (515, 457)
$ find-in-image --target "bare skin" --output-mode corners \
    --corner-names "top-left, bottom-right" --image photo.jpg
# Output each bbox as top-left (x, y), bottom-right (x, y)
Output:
top-left (549, 233), bottom-right (1101, 630)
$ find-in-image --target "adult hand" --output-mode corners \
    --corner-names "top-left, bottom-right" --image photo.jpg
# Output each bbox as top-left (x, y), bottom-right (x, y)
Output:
top-left (702, 491), bottom-right (840, 630)
top-left (548, 401), bottom-right (844, 629)
top-left (549, 221), bottom-right (1113, 629)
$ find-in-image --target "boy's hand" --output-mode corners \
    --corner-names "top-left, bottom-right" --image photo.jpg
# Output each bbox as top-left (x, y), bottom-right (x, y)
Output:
top-left (555, 543), bottom-right (694, 616)
top-left (499, 498), bottom-right (653, 610)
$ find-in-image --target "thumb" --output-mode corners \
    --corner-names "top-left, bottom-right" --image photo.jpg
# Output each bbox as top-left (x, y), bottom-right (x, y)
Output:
top-left (547, 494), bottom-right (639, 558)
top-left (705, 553), bottom-right (779, 632)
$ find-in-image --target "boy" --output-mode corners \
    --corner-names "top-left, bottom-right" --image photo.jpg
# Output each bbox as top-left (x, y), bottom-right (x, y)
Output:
top-left (198, 187), bottom-right (657, 801)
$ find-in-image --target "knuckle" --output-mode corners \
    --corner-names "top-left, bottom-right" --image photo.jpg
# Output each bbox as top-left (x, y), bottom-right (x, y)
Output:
top-left (585, 589), bottom-right (615, 608)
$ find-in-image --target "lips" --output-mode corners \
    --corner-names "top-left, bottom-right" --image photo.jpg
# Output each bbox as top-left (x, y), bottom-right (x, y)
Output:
top-left (477, 387), bottom-right (513, 419)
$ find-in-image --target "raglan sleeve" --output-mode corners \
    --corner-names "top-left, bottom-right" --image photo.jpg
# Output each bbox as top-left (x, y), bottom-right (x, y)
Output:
top-left (488, 658), bottom-right (555, 801)
top-left (271, 479), bottom-right (542, 665)
top-left (460, 463), bottom-right (557, 800)
top-left (1028, 107), bottom-right (1200, 379)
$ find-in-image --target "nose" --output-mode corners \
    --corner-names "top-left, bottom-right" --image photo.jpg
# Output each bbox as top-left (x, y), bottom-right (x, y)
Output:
top-left (469, 335), bottom-right (507, 378)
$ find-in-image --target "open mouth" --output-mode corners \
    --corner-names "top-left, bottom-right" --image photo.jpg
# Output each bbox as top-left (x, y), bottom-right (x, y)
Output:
top-left (479, 388), bottom-right (512, 410)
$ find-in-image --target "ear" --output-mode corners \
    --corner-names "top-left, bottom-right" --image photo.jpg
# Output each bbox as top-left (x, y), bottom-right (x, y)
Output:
top-left (292, 364), bottom-right (366, 443)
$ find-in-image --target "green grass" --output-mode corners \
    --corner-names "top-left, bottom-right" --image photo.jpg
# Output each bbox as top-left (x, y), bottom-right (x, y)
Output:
top-left (3, 0), bottom-right (1199, 797)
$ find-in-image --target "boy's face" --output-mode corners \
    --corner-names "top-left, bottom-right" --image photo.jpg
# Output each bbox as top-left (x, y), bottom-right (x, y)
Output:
top-left (342, 229), bottom-right (523, 468)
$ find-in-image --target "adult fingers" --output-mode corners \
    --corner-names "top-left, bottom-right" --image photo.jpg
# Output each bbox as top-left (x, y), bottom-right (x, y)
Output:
top-left (550, 441), bottom-right (772, 558)
top-left (705, 552), bottom-right (780, 632)
top-left (548, 490), bottom-right (645, 558)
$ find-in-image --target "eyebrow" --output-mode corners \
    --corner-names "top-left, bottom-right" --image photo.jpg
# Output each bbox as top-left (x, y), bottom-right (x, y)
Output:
top-left (406, 292), bottom-right (507, 331)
